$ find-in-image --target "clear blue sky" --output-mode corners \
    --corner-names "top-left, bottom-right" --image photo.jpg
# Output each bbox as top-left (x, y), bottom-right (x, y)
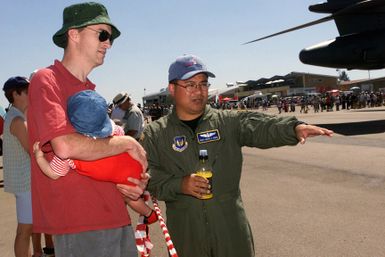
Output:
top-left (1, 0), bottom-right (382, 107)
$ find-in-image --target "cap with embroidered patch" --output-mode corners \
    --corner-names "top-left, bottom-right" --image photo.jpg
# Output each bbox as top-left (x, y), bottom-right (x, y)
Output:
top-left (168, 54), bottom-right (215, 82)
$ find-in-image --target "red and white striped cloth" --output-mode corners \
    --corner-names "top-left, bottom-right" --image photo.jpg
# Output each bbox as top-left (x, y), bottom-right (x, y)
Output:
top-left (152, 195), bottom-right (178, 257)
top-left (135, 191), bottom-right (153, 257)
top-left (134, 191), bottom-right (178, 257)
top-left (49, 156), bottom-right (74, 177)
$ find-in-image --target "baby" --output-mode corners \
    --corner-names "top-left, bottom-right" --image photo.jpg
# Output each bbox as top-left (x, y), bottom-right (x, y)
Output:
top-left (33, 90), bottom-right (157, 224)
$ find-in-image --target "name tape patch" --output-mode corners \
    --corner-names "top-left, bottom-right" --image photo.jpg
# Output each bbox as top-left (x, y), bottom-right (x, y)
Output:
top-left (197, 129), bottom-right (220, 144)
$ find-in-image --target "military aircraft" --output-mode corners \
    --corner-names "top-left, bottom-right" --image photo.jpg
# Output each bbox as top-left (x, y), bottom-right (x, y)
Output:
top-left (244, 0), bottom-right (385, 70)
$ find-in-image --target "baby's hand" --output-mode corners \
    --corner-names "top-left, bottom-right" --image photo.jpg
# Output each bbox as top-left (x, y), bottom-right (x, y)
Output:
top-left (33, 142), bottom-right (44, 158)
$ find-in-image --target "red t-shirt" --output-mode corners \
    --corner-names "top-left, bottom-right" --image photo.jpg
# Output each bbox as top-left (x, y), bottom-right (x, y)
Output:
top-left (27, 60), bottom-right (130, 234)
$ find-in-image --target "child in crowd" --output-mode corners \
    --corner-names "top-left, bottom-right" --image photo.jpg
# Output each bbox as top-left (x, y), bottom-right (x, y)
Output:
top-left (33, 90), bottom-right (157, 224)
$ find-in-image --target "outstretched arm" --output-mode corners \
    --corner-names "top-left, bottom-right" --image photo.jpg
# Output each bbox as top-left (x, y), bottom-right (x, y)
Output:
top-left (295, 124), bottom-right (333, 144)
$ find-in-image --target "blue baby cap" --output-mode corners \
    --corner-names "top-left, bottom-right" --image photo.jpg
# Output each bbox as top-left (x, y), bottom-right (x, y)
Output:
top-left (67, 90), bottom-right (112, 138)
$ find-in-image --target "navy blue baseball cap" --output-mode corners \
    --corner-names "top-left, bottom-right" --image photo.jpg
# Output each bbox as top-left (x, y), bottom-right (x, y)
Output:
top-left (168, 54), bottom-right (215, 82)
top-left (3, 76), bottom-right (29, 91)
top-left (67, 90), bottom-right (112, 138)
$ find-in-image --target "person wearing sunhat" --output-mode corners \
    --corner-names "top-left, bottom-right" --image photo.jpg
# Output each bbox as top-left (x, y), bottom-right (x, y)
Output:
top-left (142, 54), bottom-right (334, 257)
top-left (112, 92), bottom-right (145, 140)
top-left (111, 92), bottom-right (129, 121)
top-left (27, 3), bottom-right (148, 257)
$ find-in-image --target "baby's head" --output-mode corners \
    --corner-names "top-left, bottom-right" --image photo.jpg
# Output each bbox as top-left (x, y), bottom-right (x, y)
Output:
top-left (67, 90), bottom-right (112, 138)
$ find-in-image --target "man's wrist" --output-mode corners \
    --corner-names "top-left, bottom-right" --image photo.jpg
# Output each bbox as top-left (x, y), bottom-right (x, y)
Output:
top-left (295, 121), bottom-right (307, 127)
top-left (293, 121), bottom-right (307, 136)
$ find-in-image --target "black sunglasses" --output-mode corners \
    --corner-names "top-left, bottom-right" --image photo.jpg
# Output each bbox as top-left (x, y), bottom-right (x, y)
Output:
top-left (85, 27), bottom-right (114, 44)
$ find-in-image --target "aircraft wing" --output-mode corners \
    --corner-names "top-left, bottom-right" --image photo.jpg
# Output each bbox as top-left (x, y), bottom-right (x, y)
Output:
top-left (317, 0), bottom-right (385, 35)
top-left (244, 0), bottom-right (385, 45)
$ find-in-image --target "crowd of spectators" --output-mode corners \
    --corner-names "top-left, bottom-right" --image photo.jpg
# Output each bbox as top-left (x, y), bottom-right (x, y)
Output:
top-left (139, 91), bottom-right (384, 122)
top-left (202, 90), bottom-right (384, 114)
top-left (140, 103), bottom-right (172, 122)
top-left (275, 91), bottom-right (385, 114)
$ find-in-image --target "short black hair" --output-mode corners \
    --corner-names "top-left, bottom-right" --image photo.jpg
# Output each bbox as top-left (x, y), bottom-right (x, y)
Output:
top-left (4, 85), bottom-right (28, 104)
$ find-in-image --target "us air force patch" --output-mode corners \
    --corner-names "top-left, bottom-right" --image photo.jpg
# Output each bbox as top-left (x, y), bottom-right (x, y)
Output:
top-left (197, 129), bottom-right (220, 144)
top-left (172, 135), bottom-right (188, 152)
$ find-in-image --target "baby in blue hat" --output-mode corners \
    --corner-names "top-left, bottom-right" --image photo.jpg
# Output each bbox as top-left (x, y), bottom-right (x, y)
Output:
top-left (33, 90), bottom-right (157, 224)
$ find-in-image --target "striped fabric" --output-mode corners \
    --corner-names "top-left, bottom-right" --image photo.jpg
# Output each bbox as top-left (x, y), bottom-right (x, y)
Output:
top-left (135, 191), bottom-right (154, 257)
top-left (134, 192), bottom-right (178, 256)
top-left (49, 156), bottom-right (72, 176)
top-left (151, 195), bottom-right (178, 257)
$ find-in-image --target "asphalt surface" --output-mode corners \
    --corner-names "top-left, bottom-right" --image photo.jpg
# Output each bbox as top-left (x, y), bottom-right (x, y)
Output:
top-left (1, 106), bottom-right (384, 257)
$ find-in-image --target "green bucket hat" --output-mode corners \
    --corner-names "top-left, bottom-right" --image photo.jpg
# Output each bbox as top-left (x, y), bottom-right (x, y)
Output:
top-left (53, 2), bottom-right (121, 48)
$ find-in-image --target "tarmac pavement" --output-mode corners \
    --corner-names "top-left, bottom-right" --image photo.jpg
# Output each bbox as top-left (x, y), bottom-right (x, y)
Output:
top-left (1, 106), bottom-right (384, 257)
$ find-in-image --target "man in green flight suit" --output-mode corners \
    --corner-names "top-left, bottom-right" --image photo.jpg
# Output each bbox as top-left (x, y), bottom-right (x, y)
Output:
top-left (142, 54), bottom-right (333, 257)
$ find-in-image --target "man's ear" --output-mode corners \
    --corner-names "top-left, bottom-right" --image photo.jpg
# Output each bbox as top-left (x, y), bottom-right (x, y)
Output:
top-left (67, 28), bottom-right (80, 45)
top-left (168, 83), bottom-right (176, 97)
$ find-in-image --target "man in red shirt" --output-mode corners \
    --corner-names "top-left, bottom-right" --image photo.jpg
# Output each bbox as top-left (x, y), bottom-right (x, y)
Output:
top-left (27, 3), bottom-right (148, 257)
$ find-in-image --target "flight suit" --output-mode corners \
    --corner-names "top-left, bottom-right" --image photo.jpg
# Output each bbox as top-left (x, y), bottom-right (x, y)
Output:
top-left (143, 106), bottom-right (300, 257)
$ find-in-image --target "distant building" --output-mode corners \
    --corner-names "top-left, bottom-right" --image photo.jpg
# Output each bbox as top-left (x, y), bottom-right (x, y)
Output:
top-left (142, 87), bottom-right (171, 106)
top-left (142, 71), bottom-right (339, 106)
top-left (241, 72), bottom-right (338, 98)
top-left (338, 77), bottom-right (385, 93)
